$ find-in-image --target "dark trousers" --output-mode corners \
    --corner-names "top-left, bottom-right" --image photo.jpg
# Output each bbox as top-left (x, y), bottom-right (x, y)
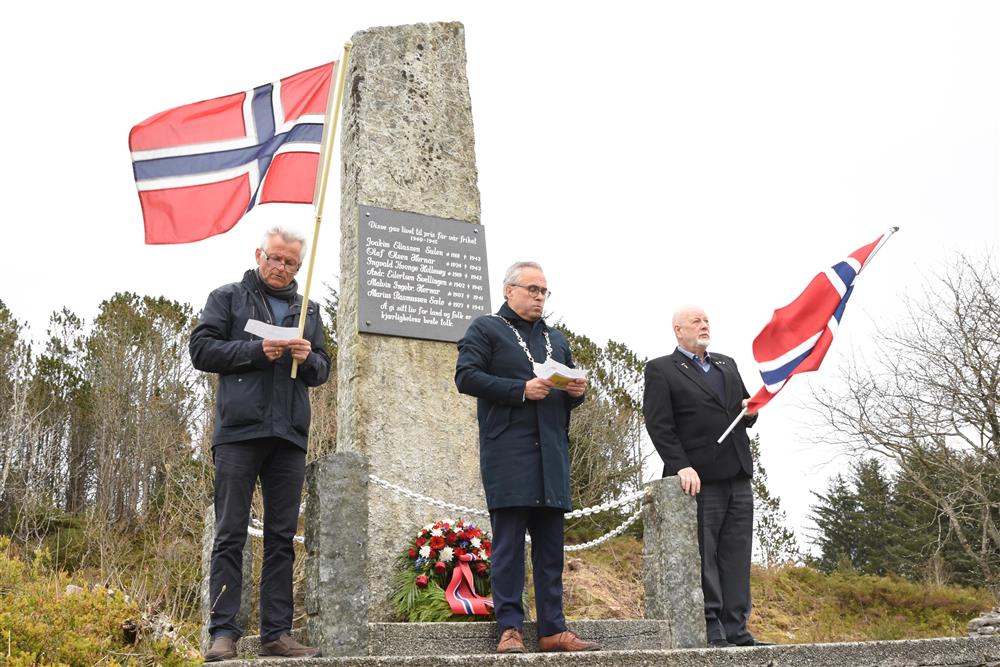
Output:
top-left (696, 476), bottom-right (754, 645)
top-left (209, 437), bottom-right (305, 642)
top-left (489, 507), bottom-right (567, 637)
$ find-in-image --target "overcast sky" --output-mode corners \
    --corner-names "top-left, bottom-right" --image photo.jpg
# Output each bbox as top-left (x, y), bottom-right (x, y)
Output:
top-left (2, 1), bottom-right (998, 546)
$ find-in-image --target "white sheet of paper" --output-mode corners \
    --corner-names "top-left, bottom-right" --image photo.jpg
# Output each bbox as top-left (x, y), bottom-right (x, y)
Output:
top-left (244, 319), bottom-right (300, 341)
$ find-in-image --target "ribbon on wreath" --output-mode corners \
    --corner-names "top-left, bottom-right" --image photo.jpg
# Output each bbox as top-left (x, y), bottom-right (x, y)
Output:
top-left (445, 553), bottom-right (494, 615)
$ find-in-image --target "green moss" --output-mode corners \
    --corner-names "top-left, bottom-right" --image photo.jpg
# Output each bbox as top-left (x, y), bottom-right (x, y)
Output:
top-left (0, 537), bottom-right (199, 666)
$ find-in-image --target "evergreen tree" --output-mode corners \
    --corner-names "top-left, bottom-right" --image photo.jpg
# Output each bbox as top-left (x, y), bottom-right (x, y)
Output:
top-left (809, 473), bottom-right (860, 572)
top-left (750, 434), bottom-right (800, 566)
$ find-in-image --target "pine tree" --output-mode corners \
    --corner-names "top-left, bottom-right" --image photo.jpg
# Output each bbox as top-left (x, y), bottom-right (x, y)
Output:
top-left (749, 435), bottom-right (800, 566)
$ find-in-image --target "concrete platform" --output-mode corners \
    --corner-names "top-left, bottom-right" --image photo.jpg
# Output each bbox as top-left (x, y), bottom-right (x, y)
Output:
top-left (222, 634), bottom-right (1000, 666)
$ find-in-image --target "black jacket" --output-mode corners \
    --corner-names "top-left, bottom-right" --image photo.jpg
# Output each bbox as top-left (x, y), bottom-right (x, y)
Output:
top-left (643, 349), bottom-right (757, 482)
top-left (190, 270), bottom-right (331, 451)
top-left (455, 303), bottom-right (583, 511)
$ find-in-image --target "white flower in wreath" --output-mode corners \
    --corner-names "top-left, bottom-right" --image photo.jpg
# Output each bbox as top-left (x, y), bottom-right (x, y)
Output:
top-left (441, 518), bottom-right (456, 527)
top-left (430, 528), bottom-right (443, 537)
top-left (419, 545), bottom-right (431, 558)
top-left (478, 549), bottom-right (488, 560)
top-left (422, 523), bottom-right (434, 533)
top-left (440, 546), bottom-right (454, 563)
top-left (470, 537), bottom-right (481, 549)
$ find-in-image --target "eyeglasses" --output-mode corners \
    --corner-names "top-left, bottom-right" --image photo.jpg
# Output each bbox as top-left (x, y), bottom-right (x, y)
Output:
top-left (509, 283), bottom-right (551, 298)
top-left (260, 249), bottom-right (301, 272)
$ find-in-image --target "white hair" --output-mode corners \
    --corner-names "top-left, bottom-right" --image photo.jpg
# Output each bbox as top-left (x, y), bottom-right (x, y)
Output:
top-left (260, 225), bottom-right (308, 261)
top-left (503, 261), bottom-right (543, 287)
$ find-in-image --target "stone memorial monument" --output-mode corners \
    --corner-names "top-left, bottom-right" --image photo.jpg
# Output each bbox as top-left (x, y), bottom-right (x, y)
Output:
top-left (333, 21), bottom-right (486, 623)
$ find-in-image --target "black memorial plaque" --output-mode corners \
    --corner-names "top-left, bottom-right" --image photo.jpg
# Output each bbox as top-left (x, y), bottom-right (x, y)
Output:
top-left (358, 205), bottom-right (491, 342)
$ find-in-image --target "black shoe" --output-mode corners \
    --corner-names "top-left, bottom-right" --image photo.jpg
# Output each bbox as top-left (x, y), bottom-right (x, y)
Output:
top-left (734, 638), bottom-right (775, 647)
top-left (709, 638), bottom-right (736, 648)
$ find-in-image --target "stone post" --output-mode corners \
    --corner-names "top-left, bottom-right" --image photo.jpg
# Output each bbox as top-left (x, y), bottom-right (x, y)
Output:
top-left (199, 504), bottom-right (254, 651)
top-left (642, 477), bottom-right (707, 648)
top-left (304, 452), bottom-right (370, 655)
top-left (337, 21), bottom-right (485, 620)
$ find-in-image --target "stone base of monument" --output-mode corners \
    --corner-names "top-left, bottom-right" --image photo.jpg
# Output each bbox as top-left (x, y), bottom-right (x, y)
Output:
top-left (220, 635), bottom-right (1000, 665)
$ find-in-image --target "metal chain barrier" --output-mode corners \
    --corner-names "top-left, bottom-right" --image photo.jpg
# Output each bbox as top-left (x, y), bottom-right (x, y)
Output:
top-left (244, 477), bottom-right (647, 552)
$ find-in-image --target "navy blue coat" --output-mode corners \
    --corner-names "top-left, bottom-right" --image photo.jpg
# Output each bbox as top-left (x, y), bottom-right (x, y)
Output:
top-left (189, 269), bottom-right (331, 451)
top-left (455, 303), bottom-right (584, 511)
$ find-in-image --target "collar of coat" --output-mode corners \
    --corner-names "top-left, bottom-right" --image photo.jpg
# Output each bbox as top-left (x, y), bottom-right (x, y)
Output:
top-left (497, 302), bottom-right (546, 329)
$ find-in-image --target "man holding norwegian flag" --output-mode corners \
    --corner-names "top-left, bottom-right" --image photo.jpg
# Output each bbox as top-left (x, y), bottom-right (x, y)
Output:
top-left (643, 229), bottom-right (895, 649)
top-left (643, 306), bottom-right (764, 649)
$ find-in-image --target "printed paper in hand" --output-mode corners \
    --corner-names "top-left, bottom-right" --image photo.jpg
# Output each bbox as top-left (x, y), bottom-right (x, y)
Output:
top-left (533, 359), bottom-right (586, 390)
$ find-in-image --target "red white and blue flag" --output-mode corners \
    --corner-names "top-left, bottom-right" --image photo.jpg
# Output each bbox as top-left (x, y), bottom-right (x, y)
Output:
top-left (129, 62), bottom-right (336, 244)
top-left (746, 231), bottom-right (894, 412)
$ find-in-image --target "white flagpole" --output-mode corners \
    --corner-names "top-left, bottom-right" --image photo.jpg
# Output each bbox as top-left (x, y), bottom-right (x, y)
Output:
top-left (291, 42), bottom-right (352, 379)
top-left (717, 407), bottom-right (748, 444)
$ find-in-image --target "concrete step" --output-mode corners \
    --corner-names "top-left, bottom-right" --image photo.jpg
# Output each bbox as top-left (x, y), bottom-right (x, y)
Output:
top-left (368, 620), bottom-right (669, 655)
top-left (235, 620), bottom-right (669, 658)
top-left (217, 635), bottom-right (1000, 666)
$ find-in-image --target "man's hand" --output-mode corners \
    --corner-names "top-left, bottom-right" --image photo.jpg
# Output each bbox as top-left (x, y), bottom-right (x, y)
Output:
top-left (677, 466), bottom-right (701, 496)
top-left (566, 378), bottom-right (587, 398)
top-left (565, 377), bottom-right (587, 398)
top-left (262, 339), bottom-right (288, 362)
top-left (742, 398), bottom-right (757, 415)
top-left (525, 377), bottom-right (554, 400)
top-left (287, 338), bottom-right (312, 363)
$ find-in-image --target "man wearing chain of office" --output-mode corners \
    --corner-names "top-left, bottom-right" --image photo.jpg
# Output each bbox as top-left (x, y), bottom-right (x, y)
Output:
top-left (456, 261), bottom-right (599, 654)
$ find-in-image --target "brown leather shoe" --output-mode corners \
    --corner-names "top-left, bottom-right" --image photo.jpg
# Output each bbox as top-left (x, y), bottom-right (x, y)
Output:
top-left (538, 630), bottom-right (601, 652)
top-left (258, 634), bottom-right (322, 658)
top-left (203, 635), bottom-right (237, 662)
top-left (497, 627), bottom-right (526, 653)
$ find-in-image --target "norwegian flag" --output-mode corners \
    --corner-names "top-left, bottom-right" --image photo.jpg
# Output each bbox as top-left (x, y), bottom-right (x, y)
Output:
top-left (129, 62), bottom-right (336, 244)
top-left (746, 231), bottom-right (895, 412)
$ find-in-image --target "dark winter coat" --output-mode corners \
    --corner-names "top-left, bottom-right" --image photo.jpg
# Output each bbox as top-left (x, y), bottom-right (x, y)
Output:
top-left (643, 349), bottom-right (757, 482)
top-left (455, 303), bottom-right (584, 511)
top-left (189, 269), bottom-right (331, 451)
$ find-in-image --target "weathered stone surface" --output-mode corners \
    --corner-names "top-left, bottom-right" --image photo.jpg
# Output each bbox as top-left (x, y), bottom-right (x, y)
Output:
top-left (304, 452), bottom-right (370, 656)
top-left (368, 620), bottom-right (670, 655)
top-left (337, 21), bottom-right (485, 621)
top-left (215, 634), bottom-right (1000, 666)
top-left (200, 503), bottom-right (254, 651)
top-left (642, 478), bottom-right (705, 649)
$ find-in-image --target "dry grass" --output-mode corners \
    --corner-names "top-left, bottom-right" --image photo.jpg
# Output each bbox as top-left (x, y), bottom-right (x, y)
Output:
top-left (528, 536), bottom-right (995, 643)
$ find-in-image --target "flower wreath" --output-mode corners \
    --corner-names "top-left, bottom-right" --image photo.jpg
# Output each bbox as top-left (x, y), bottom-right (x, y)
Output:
top-left (391, 518), bottom-right (495, 622)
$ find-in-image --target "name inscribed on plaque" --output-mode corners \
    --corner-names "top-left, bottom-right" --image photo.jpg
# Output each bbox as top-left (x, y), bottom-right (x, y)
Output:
top-left (357, 205), bottom-right (491, 342)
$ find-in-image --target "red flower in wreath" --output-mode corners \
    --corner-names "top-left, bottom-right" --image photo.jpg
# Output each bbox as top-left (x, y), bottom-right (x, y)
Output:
top-left (433, 561), bottom-right (447, 575)
top-left (429, 535), bottom-right (446, 550)
top-left (415, 537), bottom-right (427, 547)
top-left (475, 562), bottom-right (488, 575)
top-left (415, 575), bottom-right (429, 588)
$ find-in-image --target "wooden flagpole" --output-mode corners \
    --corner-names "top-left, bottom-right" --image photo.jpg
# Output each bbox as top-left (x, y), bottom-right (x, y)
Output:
top-left (292, 41), bottom-right (352, 379)
top-left (715, 226), bottom-right (901, 443)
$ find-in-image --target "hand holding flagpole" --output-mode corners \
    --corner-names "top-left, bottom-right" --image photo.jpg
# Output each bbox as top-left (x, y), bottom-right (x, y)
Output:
top-left (291, 41), bottom-right (352, 379)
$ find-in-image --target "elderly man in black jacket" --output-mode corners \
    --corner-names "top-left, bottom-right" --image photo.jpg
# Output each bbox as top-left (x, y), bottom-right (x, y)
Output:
top-left (643, 305), bottom-right (766, 649)
top-left (190, 225), bottom-right (330, 661)
top-left (456, 261), bottom-right (599, 654)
